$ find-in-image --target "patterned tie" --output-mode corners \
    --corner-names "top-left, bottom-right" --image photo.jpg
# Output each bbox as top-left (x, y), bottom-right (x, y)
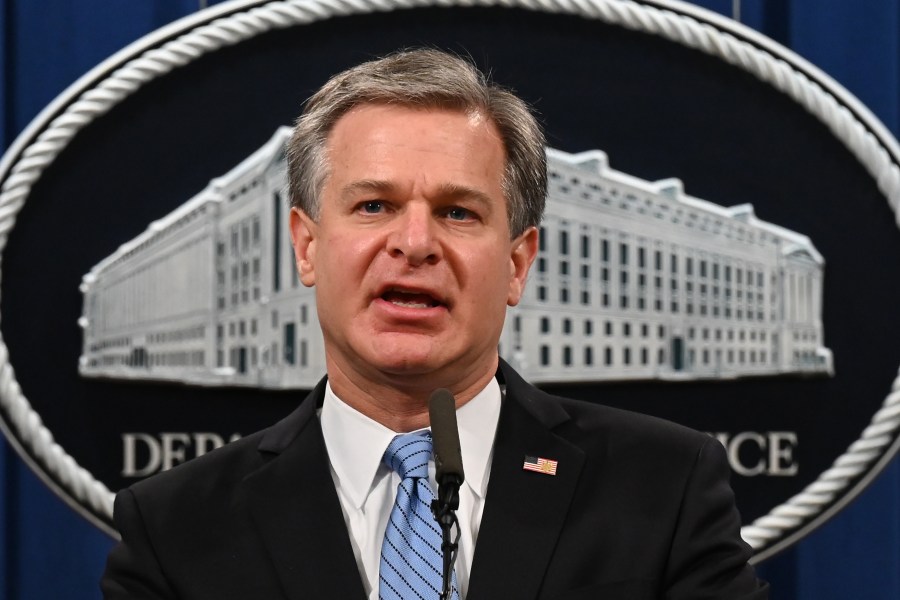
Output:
top-left (379, 431), bottom-right (460, 600)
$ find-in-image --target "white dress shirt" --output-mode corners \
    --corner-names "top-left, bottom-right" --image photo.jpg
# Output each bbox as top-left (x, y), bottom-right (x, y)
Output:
top-left (320, 379), bottom-right (502, 600)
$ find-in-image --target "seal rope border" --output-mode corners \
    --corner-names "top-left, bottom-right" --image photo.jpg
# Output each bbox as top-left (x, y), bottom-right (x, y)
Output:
top-left (0, 0), bottom-right (898, 555)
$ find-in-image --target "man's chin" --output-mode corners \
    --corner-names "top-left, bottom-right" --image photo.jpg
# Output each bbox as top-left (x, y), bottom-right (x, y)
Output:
top-left (360, 341), bottom-right (455, 380)
top-left (367, 354), bottom-right (442, 377)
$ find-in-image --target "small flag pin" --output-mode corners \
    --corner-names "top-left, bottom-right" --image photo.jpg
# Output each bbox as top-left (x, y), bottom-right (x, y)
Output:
top-left (523, 455), bottom-right (558, 476)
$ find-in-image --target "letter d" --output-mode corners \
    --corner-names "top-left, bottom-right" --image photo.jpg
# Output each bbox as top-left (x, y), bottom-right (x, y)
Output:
top-left (122, 433), bottom-right (162, 477)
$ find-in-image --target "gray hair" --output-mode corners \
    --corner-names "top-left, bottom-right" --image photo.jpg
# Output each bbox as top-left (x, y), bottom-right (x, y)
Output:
top-left (286, 48), bottom-right (546, 237)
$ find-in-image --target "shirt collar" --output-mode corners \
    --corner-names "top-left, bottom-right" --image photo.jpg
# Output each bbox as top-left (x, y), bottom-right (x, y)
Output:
top-left (320, 377), bottom-right (502, 509)
top-left (456, 377), bottom-right (501, 500)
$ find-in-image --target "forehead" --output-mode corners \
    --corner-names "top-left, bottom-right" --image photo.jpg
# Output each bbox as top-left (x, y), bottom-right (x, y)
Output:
top-left (327, 103), bottom-right (503, 152)
top-left (323, 104), bottom-right (507, 188)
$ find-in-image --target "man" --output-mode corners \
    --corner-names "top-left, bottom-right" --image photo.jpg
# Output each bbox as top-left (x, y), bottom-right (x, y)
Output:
top-left (102, 49), bottom-right (768, 599)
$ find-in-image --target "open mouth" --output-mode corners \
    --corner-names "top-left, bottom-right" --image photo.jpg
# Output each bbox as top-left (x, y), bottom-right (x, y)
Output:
top-left (381, 289), bottom-right (442, 309)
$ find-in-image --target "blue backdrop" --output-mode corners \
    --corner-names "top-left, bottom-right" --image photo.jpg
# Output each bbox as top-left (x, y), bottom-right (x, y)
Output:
top-left (1, 1), bottom-right (899, 598)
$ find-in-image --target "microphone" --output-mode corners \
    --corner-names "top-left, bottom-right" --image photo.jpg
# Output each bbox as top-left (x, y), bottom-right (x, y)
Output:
top-left (429, 388), bottom-right (465, 500)
top-left (428, 388), bottom-right (464, 600)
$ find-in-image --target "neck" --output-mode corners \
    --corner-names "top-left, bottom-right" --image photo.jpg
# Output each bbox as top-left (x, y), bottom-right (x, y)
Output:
top-left (325, 356), bottom-right (499, 432)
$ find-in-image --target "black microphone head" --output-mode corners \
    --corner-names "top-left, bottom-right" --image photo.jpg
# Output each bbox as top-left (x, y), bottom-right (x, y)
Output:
top-left (429, 388), bottom-right (465, 485)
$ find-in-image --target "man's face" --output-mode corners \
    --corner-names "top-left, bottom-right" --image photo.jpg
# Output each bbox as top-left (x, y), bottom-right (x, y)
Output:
top-left (290, 104), bottom-right (537, 390)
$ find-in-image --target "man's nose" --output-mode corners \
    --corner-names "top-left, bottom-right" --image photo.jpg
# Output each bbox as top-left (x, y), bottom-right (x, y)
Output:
top-left (387, 203), bottom-right (441, 266)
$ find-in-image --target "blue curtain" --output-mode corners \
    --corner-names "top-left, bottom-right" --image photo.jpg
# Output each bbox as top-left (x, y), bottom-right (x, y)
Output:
top-left (1, 1), bottom-right (898, 598)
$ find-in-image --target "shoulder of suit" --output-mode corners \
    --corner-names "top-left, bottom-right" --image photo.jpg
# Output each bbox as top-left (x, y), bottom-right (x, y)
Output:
top-left (498, 360), bottom-right (710, 445)
top-left (125, 382), bottom-right (325, 503)
top-left (125, 403), bottom-right (313, 504)
top-left (500, 360), bottom-right (712, 456)
top-left (125, 427), bottom-right (268, 503)
top-left (533, 388), bottom-right (714, 458)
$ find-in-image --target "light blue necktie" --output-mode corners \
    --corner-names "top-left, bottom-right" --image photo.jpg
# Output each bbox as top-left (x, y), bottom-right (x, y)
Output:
top-left (379, 432), bottom-right (460, 600)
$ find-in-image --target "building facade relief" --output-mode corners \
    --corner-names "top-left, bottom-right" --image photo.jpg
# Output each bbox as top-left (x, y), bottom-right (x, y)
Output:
top-left (79, 129), bottom-right (833, 388)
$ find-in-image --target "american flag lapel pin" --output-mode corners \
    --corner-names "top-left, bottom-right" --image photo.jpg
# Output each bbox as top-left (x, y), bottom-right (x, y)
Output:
top-left (523, 455), bottom-right (558, 476)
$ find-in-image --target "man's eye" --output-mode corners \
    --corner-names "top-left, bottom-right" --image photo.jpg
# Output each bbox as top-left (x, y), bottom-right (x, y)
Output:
top-left (361, 201), bottom-right (383, 214)
top-left (447, 207), bottom-right (472, 221)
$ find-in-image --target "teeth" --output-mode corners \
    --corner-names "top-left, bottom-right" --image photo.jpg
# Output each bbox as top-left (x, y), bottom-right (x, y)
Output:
top-left (390, 300), bottom-right (431, 308)
top-left (383, 289), bottom-right (439, 308)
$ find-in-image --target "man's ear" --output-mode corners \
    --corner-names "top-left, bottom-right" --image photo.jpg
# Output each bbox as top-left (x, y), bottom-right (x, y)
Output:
top-left (507, 226), bottom-right (539, 306)
top-left (289, 207), bottom-right (317, 287)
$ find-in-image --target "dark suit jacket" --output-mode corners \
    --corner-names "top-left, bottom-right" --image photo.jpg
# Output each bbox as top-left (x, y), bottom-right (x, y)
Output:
top-left (102, 362), bottom-right (768, 599)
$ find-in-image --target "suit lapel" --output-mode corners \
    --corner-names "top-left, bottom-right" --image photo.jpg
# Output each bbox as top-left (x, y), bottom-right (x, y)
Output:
top-left (467, 363), bottom-right (586, 600)
top-left (240, 380), bottom-right (367, 600)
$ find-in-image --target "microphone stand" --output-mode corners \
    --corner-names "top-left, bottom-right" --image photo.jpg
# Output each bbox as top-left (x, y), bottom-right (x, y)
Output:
top-left (429, 389), bottom-right (464, 600)
top-left (431, 476), bottom-right (462, 600)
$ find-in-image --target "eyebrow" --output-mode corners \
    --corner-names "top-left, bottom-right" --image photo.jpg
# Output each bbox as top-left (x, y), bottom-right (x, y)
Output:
top-left (434, 183), bottom-right (495, 210)
top-left (340, 179), bottom-right (397, 201)
top-left (340, 179), bottom-right (496, 210)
